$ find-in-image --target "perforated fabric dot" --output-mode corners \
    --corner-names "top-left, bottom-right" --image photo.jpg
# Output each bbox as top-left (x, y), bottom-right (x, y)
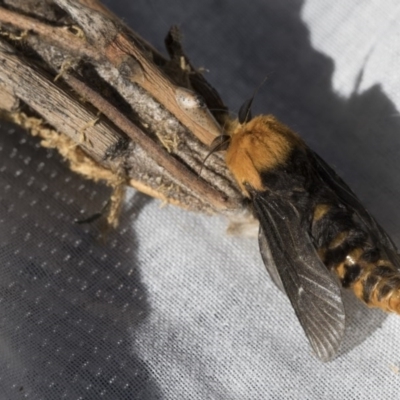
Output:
top-left (2, 1), bottom-right (400, 399)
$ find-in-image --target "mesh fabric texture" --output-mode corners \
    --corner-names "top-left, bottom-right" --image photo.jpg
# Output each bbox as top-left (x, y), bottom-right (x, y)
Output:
top-left (1, 0), bottom-right (400, 398)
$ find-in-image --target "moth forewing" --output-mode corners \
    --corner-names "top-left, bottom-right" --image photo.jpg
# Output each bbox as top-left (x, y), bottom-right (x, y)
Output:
top-left (254, 192), bottom-right (345, 361)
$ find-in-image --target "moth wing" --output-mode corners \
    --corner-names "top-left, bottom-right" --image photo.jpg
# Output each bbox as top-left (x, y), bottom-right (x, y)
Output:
top-left (254, 193), bottom-right (345, 362)
top-left (258, 228), bottom-right (285, 293)
top-left (310, 151), bottom-right (400, 268)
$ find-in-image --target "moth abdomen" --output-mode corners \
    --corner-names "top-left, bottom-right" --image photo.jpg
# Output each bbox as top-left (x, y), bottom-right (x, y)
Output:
top-left (312, 203), bottom-right (400, 313)
top-left (352, 256), bottom-right (400, 313)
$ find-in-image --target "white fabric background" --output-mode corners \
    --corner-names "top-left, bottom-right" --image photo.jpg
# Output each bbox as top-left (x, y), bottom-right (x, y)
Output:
top-left (1, 0), bottom-right (400, 398)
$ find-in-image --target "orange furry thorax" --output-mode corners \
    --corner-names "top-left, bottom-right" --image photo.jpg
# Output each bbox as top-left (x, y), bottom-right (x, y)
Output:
top-left (225, 114), bottom-right (304, 195)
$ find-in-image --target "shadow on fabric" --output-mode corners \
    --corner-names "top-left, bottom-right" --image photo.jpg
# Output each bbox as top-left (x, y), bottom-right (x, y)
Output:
top-left (0, 122), bottom-right (162, 399)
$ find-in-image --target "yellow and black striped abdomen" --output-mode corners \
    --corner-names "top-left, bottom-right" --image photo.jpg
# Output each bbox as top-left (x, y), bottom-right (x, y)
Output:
top-left (312, 203), bottom-right (400, 313)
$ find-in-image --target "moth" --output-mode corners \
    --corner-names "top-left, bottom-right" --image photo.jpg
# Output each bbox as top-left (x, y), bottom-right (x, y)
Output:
top-left (212, 99), bottom-right (400, 361)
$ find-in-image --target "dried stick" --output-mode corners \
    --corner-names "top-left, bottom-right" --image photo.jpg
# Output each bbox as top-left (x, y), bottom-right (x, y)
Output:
top-left (0, 0), bottom-right (246, 219)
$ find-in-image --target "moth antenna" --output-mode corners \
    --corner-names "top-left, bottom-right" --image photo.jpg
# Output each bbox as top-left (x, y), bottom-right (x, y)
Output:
top-left (238, 75), bottom-right (270, 124)
top-left (238, 98), bottom-right (254, 124)
top-left (208, 108), bottom-right (238, 119)
top-left (198, 135), bottom-right (231, 177)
